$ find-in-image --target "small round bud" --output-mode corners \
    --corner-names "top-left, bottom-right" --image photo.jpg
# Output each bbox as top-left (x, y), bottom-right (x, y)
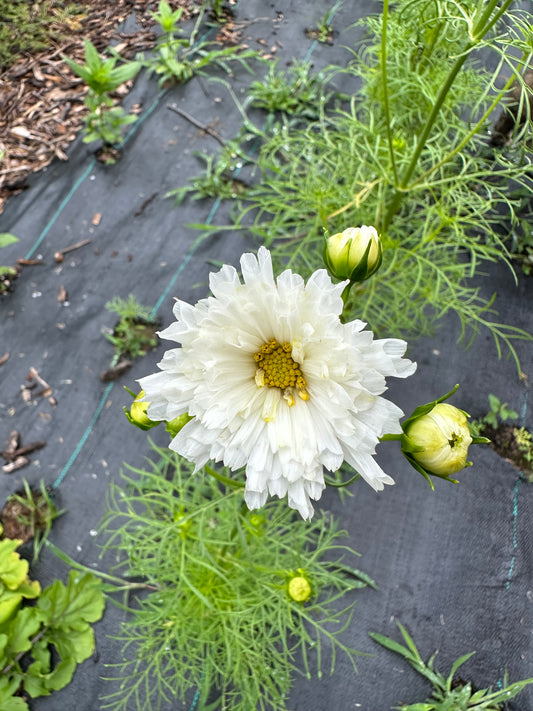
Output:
top-left (287, 571), bottom-right (312, 603)
top-left (324, 225), bottom-right (382, 282)
top-left (405, 403), bottom-right (473, 477)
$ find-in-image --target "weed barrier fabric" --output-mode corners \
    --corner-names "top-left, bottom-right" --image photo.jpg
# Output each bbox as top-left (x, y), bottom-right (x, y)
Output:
top-left (0, 1), bottom-right (532, 709)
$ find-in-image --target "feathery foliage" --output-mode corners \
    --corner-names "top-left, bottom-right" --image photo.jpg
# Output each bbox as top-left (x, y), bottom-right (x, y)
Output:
top-left (99, 445), bottom-right (372, 711)
top-left (178, 0), bottom-right (533, 371)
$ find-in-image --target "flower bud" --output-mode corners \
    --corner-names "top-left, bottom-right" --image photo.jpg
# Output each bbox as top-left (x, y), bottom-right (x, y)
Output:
top-left (389, 385), bottom-right (489, 486)
top-left (405, 403), bottom-right (473, 477)
top-left (324, 225), bottom-right (383, 282)
top-left (123, 390), bottom-right (160, 431)
top-left (287, 569), bottom-right (312, 603)
top-left (165, 413), bottom-right (193, 438)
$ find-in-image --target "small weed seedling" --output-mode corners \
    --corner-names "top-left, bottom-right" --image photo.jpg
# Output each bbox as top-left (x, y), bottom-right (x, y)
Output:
top-left (471, 394), bottom-right (533, 482)
top-left (63, 39), bottom-right (141, 155)
top-left (167, 142), bottom-right (249, 203)
top-left (0, 232), bottom-right (19, 294)
top-left (514, 427), bottom-right (533, 479)
top-left (470, 393), bottom-right (518, 434)
top-left (204, 0), bottom-right (228, 23)
top-left (104, 295), bottom-right (159, 365)
top-left (370, 622), bottom-right (533, 710)
top-left (249, 60), bottom-right (337, 119)
top-left (1, 479), bottom-right (64, 560)
top-left (145, 0), bottom-right (258, 87)
top-left (304, 11), bottom-right (334, 44)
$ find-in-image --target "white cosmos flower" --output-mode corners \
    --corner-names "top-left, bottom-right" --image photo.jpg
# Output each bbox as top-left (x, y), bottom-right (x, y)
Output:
top-left (138, 247), bottom-right (416, 520)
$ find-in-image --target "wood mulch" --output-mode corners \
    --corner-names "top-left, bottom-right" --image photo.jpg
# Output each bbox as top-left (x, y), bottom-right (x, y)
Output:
top-left (0, 0), bottom-right (199, 215)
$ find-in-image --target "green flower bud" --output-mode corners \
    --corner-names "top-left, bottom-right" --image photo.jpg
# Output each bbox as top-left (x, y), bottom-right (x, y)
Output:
top-left (287, 569), bottom-right (312, 603)
top-left (123, 390), bottom-right (160, 431)
top-left (385, 384), bottom-right (489, 487)
top-left (165, 413), bottom-right (193, 438)
top-left (405, 403), bottom-right (473, 477)
top-left (324, 225), bottom-right (383, 282)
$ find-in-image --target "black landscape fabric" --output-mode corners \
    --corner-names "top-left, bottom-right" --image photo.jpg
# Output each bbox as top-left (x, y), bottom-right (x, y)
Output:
top-left (0, 1), bottom-right (532, 710)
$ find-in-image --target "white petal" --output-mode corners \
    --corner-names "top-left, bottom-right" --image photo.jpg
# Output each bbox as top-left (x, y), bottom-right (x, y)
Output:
top-left (137, 246), bottom-right (415, 519)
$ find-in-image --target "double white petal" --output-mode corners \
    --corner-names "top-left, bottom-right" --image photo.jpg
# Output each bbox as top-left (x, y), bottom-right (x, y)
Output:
top-left (139, 247), bottom-right (416, 519)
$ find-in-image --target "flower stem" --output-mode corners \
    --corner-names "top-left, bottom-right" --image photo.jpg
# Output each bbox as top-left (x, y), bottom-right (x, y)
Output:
top-left (380, 0), bottom-right (515, 233)
top-left (204, 463), bottom-right (245, 489)
top-left (44, 540), bottom-right (158, 591)
top-left (381, 0), bottom-right (398, 187)
top-left (379, 433), bottom-right (403, 442)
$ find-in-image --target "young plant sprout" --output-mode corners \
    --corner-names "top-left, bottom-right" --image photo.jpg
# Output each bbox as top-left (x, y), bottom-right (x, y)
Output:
top-left (370, 622), bottom-right (533, 710)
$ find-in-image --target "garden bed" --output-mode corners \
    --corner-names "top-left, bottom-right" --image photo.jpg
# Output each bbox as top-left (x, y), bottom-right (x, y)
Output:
top-left (0, 1), bottom-right (532, 710)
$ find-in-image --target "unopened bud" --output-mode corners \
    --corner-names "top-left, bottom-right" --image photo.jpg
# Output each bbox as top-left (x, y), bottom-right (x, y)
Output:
top-left (392, 385), bottom-right (489, 486)
top-left (287, 570), bottom-right (312, 602)
top-left (405, 403), bottom-right (473, 477)
top-left (165, 413), bottom-right (193, 438)
top-left (324, 225), bottom-right (382, 282)
top-left (124, 390), bottom-right (159, 431)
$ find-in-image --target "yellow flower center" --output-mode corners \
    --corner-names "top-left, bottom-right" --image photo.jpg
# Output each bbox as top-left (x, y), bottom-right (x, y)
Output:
top-left (254, 339), bottom-right (309, 405)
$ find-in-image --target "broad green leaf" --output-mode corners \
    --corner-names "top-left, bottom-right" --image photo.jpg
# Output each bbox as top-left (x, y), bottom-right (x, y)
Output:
top-left (0, 674), bottom-right (24, 699)
top-left (109, 61), bottom-right (141, 87)
top-left (21, 661), bottom-right (48, 698)
top-left (401, 705), bottom-right (435, 711)
top-left (48, 624), bottom-right (95, 664)
top-left (0, 594), bottom-right (22, 627)
top-left (6, 606), bottom-right (43, 656)
top-left (0, 234), bottom-right (18, 248)
top-left (43, 658), bottom-right (77, 692)
top-left (30, 637), bottom-right (51, 669)
top-left (26, 654), bottom-right (76, 697)
top-left (0, 539), bottom-right (29, 590)
top-left (0, 696), bottom-right (29, 711)
top-left (37, 571), bottom-right (104, 628)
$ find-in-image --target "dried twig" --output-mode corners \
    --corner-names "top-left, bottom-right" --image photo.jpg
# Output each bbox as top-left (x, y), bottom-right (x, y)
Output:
top-left (100, 360), bottom-right (132, 382)
top-left (167, 104), bottom-right (227, 146)
top-left (54, 238), bottom-right (91, 263)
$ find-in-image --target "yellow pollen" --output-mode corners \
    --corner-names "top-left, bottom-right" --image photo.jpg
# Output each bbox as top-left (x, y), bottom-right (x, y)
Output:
top-left (254, 339), bottom-right (309, 403)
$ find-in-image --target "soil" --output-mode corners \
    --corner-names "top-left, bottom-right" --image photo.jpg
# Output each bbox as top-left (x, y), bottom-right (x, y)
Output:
top-left (0, 0), bottom-right (199, 215)
top-left (483, 424), bottom-right (533, 482)
top-left (0, 488), bottom-right (53, 542)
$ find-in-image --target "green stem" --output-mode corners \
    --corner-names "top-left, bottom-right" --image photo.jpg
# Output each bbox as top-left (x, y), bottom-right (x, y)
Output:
top-left (340, 282), bottom-right (353, 323)
top-left (45, 540), bottom-right (158, 591)
top-left (380, 0), bottom-right (515, 232)
top-left (204, 463), bottom-right (245, 489)
top-left (381, 0), bottom-right (398, 186)
top-left (471, 0), bottom-right (514, 40)
top-left (324, 472), bottom-right (360, 488)
top-left (409, 57), bottom-right (528, 189)
top-left (382, 50), bottom-right (470, 231)
top-left (379, 433), bottom-right (402, 442)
